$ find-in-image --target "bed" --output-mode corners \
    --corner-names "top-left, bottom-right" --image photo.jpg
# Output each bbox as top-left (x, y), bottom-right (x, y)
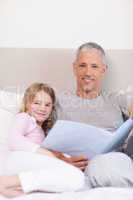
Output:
top-left (0, 48), bottom-right (133, 200)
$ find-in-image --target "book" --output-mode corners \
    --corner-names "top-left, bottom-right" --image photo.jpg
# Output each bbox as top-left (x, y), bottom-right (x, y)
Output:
top-left (42, 119), bottom-right (133, 158)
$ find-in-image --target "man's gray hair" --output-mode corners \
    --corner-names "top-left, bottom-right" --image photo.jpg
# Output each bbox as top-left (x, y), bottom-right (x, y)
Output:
top-left (76, 42), bottom-right (107, 65)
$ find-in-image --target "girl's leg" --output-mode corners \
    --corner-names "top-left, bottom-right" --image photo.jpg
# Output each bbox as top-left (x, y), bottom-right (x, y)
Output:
top-left (0, 175), bottom-right (24, 198)
top-left (5, 151), bottom-right (85, 193)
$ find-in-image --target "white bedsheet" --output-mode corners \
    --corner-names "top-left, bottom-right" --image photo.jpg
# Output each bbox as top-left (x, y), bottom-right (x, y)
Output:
top-left (1, 188), bottom-right (133, 200)
top-left (0, 147), bottom-right (133, 200)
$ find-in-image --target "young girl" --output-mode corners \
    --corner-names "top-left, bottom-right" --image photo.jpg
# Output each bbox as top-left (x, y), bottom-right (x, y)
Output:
top-left (0, 83), bottom-right (84, 198)
top-left (8, 82), bottom-right (57, 156)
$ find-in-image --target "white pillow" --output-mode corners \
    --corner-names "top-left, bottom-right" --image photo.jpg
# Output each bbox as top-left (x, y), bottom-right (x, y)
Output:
top-left (0, 90), bottom-right (23, 114)
top-left (0, 108), bottom-right (15, 148)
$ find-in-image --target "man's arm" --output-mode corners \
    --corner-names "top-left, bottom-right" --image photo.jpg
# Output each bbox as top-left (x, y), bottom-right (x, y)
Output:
top-left (128, 101), bottom-right (133, 117)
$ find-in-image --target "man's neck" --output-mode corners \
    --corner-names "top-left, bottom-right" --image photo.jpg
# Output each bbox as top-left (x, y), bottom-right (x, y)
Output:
top-left (76, 90), bottom-right (100, 99)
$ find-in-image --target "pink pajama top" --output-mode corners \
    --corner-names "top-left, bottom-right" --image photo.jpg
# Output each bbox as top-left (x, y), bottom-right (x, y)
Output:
top-left (8, 112), bottom-right (45, 152)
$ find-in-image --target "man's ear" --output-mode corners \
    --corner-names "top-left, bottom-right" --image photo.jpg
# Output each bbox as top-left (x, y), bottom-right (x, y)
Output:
top-left (101, 64), bottom-right (108, 75)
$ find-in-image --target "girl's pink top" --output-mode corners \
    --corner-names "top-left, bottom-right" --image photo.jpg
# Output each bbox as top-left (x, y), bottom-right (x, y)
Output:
top-left (8, 112), bottom-right (45, 152)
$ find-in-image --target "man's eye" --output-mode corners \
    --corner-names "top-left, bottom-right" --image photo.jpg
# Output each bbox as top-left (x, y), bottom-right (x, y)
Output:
top-left (79, 64), bottom-right (86, 68)
top-left (91, 64), bottom-right (98, 68)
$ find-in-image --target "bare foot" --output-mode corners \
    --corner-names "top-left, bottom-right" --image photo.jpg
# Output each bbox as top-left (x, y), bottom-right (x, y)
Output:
top-left (0, 187), bottom-right (24, 198)
top-left (0, 176), bottom-right (24, 198)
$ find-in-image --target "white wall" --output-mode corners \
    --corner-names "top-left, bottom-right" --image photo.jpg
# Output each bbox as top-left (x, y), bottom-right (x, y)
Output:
top-left (0, 48), bottom-right (133, 92)
top-left (0, 0), bottom-right (133, 49)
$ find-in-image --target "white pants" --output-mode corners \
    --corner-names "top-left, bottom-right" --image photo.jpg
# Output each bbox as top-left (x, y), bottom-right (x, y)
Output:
top-left (4, 151), bottom-right (85, 193)
top-left (3, 151), bottom-right (133, 193)
top-left (85, 152), bottom-right (133, 188)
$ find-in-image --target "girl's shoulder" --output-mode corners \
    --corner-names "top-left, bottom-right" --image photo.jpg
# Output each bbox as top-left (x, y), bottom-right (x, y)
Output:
top-left (15, 112), bottom-right (37, 129)
top-left (15, 112), bottom-right (34, 122)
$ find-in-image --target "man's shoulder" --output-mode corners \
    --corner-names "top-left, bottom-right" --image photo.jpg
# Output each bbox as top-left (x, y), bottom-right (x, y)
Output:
top-left (57, 90), bottom-right (77, 104)
top-left (57, 90), bottom-right (119, 105)
top-left (57, 90), bottom-right (76, 98)
top-left (56, 90), bottom-right (129, 107)
top-left (101, 90), bottom-right (127, 101)
top-left (102, 90), bottom-right (130, 116)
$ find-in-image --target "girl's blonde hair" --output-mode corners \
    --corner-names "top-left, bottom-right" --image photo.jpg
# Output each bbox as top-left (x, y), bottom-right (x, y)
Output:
top-left (20, 83), bottom-right (56, 135)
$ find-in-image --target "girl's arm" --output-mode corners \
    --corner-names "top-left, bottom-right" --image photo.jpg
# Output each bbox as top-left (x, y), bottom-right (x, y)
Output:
top-left (36, 147), bottom-right (55, 157)
top-left (8, 114), bottom-right (40, 152)
top-left (8, 113), bottom-right (55, 157)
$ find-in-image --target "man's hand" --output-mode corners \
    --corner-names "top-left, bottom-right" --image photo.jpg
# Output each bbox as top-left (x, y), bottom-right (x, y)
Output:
top-left (51, 150), bottom-right (88, 171)
top-left (63, 155), bottom-right (89, 171)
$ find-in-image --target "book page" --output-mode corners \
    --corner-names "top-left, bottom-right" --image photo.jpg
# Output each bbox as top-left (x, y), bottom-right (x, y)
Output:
top-left (42, 119), bottom-right (133, 158)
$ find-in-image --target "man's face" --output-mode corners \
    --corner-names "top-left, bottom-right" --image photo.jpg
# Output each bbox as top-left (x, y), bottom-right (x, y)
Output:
top-left (73, 49), bottom-right (107, 97)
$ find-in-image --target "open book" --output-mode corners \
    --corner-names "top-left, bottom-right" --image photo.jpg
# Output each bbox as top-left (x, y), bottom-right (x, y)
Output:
top-left (42, 119), bottom-right (133, 158)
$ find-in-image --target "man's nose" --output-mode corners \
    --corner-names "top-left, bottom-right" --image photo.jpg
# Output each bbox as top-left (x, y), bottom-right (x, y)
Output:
top-left (84, 66), bottom-right (93, 75)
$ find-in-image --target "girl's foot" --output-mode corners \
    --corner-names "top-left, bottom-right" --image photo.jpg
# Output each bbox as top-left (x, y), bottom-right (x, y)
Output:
top-left (0, 175), bottom-right (24, 198)
top-left (0, 187), bottom-right (24, 198)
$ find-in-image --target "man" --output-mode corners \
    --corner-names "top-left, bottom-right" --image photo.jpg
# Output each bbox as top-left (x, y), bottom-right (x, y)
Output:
top-left (1, 43), bottom-right (133, 198)
top-left (56, 42), bottom-right (133, 187)
top-left (58, 42), bottom-right (128, 130)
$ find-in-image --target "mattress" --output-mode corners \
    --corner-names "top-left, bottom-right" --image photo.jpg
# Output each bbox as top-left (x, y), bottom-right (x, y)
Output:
top-left (1, 187), bottom-right (133, 200)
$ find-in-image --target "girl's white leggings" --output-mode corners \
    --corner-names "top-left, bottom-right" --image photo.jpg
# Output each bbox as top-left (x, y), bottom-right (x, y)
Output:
top-left (2, 151), bottom-right (133, 194)
top-left (4, 151), bottom-right (85, 193)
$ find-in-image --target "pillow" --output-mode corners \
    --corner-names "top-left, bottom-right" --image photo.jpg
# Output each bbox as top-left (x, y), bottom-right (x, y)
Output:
top-left (0, 90), bottom-right (23, 114)
top-left (0, 108), bottom-right (15, 149)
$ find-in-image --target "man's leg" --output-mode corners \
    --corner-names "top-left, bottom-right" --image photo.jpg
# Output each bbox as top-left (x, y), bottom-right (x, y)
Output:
top-left (85, 152), bottom-right (133, 188)
top-left (125, 135), bottom-right (133, 159)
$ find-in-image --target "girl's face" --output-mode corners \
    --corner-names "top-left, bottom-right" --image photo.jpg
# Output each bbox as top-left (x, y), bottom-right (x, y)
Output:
top-left (27, 90), bottom-right (53, 126)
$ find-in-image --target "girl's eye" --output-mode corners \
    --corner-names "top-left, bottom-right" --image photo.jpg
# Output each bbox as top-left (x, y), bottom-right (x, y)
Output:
top-left (34, 102), bottom-right (40, 105)
top-left (45, 103), bottom-right (51, 107)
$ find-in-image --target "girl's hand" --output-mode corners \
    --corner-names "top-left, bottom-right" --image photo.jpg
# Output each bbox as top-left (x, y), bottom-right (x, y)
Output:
top-left (37, 147), bottom-right (56, 157)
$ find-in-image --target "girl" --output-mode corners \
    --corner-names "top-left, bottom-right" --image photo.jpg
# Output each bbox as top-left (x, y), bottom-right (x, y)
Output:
top-left (0, 83), bottom-right (84, 198)
top-left (8, 82), bottom-right (57, 156)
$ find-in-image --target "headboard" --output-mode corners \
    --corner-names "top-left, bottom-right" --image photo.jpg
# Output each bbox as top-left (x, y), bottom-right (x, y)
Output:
top-left (0, 48), bottom-right (133, 93)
